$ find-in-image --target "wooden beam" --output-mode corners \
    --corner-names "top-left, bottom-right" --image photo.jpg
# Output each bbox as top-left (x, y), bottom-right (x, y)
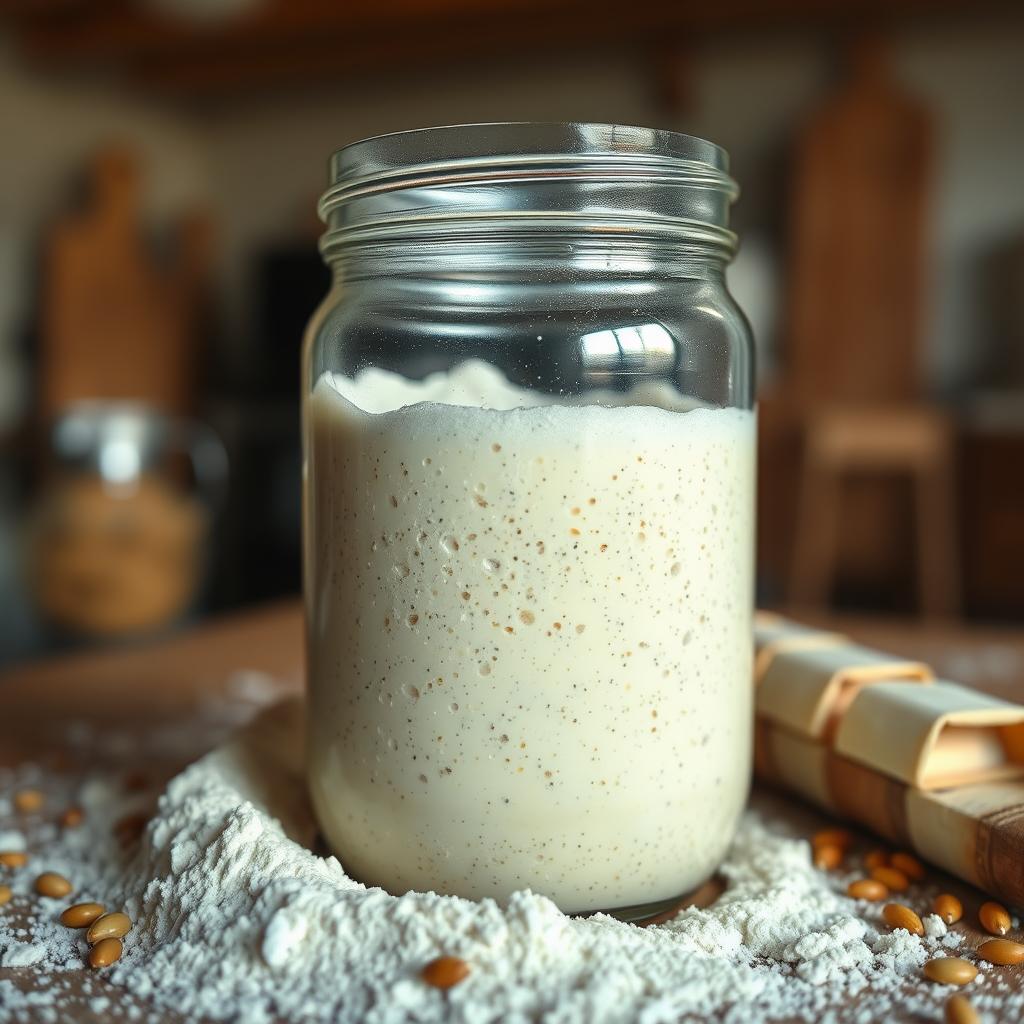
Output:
top-left (129, 6), bottom-right (692, 96)
top-left (0, 0), bottom-right (102, 14)
top-left (130, 0), bottom-right (1024, 97)
top-left (15, 0), bottom-right (574, 62)
top-left (8, 0), bottom-right (1021, 97)
top-left (0, 0), bottom-right (127, 31)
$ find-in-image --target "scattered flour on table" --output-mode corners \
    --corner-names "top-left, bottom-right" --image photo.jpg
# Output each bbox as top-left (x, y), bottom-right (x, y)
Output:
top-left (0, 698), bottom-right (1019, 1024)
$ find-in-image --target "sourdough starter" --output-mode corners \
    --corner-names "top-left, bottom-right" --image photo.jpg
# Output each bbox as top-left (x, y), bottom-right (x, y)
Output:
top-left (306, 360), bottom-right (755, 913)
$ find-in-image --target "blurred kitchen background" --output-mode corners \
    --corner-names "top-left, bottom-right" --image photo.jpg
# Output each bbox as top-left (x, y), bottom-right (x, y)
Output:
top-left (1, 0), bottom-right (1022, 666)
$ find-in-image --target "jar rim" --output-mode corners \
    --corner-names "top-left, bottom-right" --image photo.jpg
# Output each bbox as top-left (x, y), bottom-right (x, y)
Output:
top-left (329, 122), bottom-right (729, 175)
top-left (318, 122), bottom-right (739, 255)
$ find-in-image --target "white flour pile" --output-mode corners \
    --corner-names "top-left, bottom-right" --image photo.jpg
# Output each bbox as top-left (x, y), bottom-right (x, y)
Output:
top-left (0, 698), bottom-right (1018, 1024)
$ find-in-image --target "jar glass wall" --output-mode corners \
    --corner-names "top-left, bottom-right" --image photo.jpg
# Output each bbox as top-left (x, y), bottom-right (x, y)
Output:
top-left (303, 123), bottom-right (755, 919)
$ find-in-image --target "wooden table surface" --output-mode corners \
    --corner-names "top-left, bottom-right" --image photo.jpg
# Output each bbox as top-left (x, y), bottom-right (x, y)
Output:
top-left (1, 601), bottom-right (1022, 1022)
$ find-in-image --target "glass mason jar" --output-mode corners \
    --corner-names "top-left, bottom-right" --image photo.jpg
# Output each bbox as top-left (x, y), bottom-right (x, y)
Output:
top-left (28, 402), bottom-right (226, 638)
top-left (303, 123), bottom-right (755, 920)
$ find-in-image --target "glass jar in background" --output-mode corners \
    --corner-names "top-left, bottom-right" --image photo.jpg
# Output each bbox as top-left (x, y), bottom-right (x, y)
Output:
top-left (303, 123), bottom-right (755, 919)
top-left (28, 402), bottom-right (227, 638)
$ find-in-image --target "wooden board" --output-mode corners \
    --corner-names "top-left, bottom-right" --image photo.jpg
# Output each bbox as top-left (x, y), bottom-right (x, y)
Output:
top-left (5, 0), bottom-right (1020, 96)
top-left (39, 146), bottom-right (211, 420)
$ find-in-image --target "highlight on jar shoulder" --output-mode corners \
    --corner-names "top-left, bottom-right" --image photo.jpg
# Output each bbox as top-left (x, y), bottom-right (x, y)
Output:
top-left (302, 123), bottom-right (756, 920)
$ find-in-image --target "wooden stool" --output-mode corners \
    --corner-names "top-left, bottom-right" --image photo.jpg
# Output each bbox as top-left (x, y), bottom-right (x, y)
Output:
top-left (789, 406), bottom-right (959, 618)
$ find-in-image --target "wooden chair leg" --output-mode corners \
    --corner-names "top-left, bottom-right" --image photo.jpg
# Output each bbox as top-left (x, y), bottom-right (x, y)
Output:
top-left (790, 457), bottom-right (842, 609)
top-left (915, 456), bottom-right (960, 620)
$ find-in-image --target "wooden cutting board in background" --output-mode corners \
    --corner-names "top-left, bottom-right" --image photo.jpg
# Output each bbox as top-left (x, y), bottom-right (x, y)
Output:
top-left (38, 144), bottom-right (213, 420)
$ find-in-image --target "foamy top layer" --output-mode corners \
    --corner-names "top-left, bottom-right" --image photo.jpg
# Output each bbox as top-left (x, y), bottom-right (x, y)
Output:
top-left (314, 361), bottom-right (754, 447)
top-left (322, 359), bottom-right (715, 415)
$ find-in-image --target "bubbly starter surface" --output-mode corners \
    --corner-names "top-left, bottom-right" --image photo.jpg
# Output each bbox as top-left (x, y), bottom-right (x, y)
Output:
top-left (306, 361), bottom-right (755, 913)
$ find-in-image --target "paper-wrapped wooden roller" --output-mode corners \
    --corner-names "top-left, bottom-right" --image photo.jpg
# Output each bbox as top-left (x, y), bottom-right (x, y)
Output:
top-left (754, 718), bottom-right (832, 809)
top-left (756, 642), bottom-right (934, 740)
top-left (753, 613), bottom-right (846, 683)
top-left (751, 613), bottom-right (1024, 907)
top-left (834, 680), bottom-right (1024, 789)
top-left (907, 782), bottom-right (1024, 902)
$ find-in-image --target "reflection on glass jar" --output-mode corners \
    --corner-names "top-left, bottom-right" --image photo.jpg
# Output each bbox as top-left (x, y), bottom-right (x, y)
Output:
top-left (303, 123), bottom-right (756, 919)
